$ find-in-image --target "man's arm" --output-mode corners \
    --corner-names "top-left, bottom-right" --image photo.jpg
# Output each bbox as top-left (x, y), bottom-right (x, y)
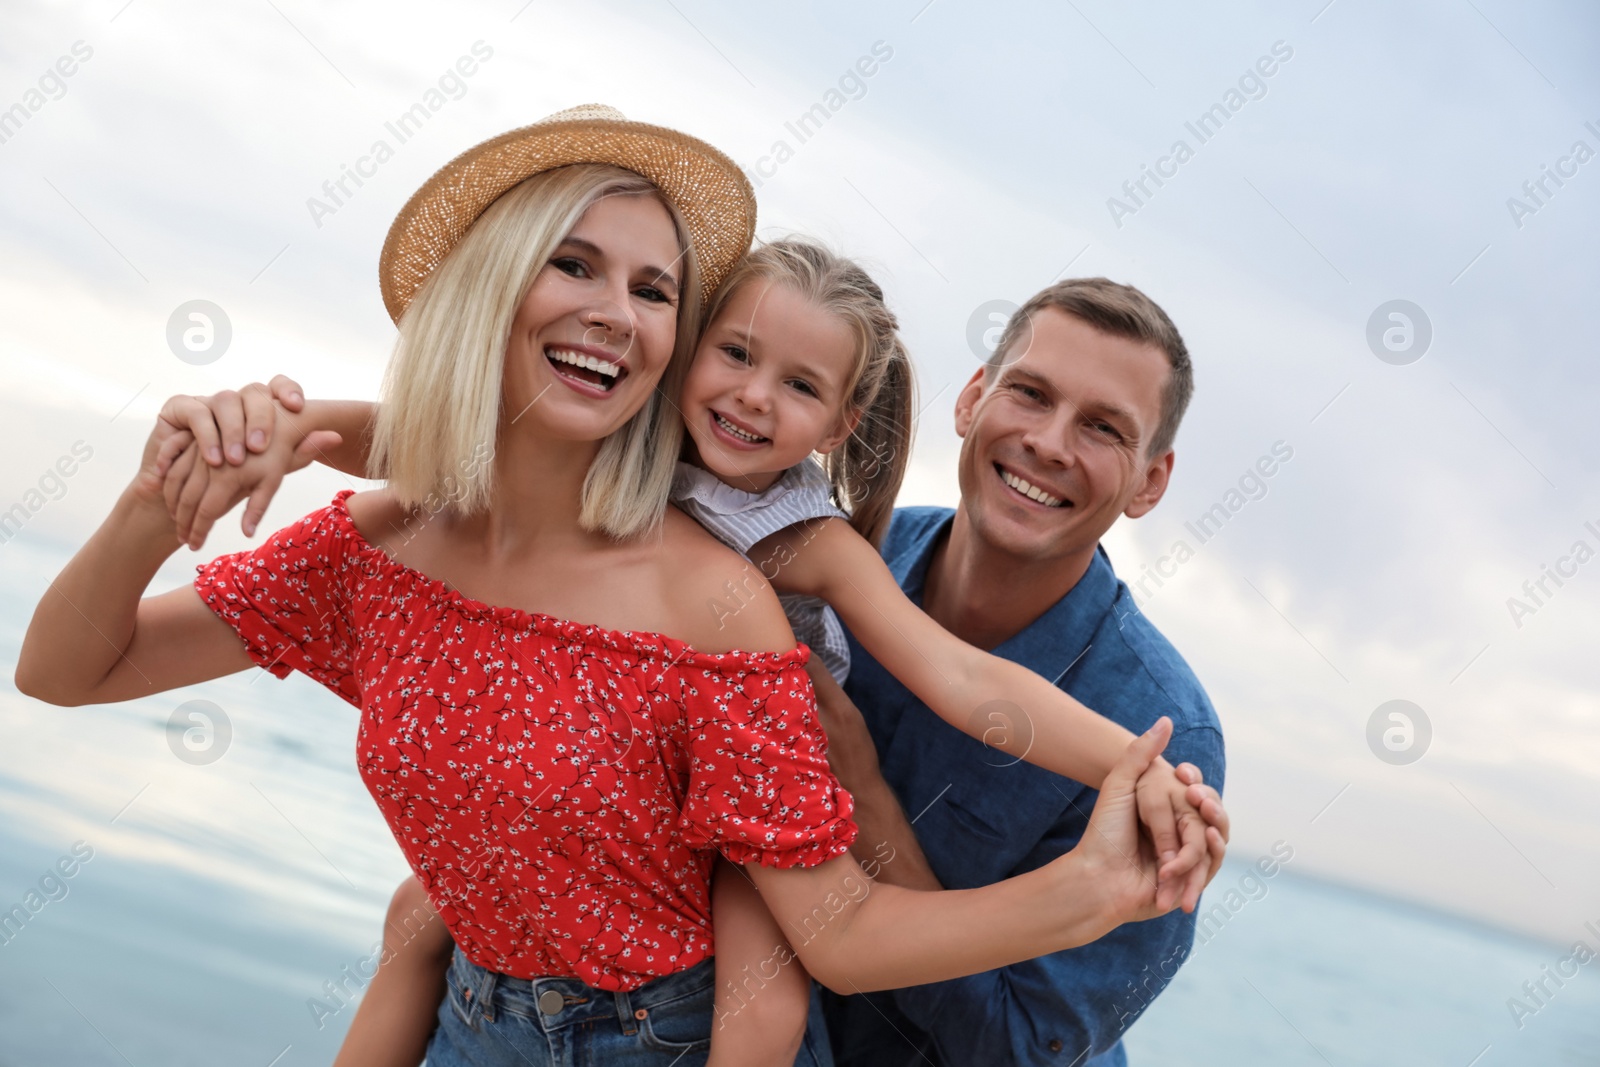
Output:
top-left (876, 724), bottom-right (1225, 1066)
top-left (805, 658), bottom-right (942, 892)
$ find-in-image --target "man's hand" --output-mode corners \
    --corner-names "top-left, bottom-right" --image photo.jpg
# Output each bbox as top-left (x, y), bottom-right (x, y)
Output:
top-left (151, 375), bottom-right (310, 517)
top-left (804, 656), bottom-right (880, 784)
top-left (803, 657), bottom-right (943, 892)
top-left (161, 408), bottom-right (339, 551)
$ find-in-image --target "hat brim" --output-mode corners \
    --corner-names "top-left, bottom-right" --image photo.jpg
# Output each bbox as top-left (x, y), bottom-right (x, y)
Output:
top-left (378, 114), bottom-right (755, 323)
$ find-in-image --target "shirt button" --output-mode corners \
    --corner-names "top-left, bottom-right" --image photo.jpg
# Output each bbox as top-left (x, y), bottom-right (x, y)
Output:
top-left (538, 989), bottom-right (565, 1015)
top-left (1049, 1039), bottom-right (1063, 1052)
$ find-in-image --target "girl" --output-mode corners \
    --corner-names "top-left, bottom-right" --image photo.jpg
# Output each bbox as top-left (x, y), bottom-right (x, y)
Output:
top-left (21, 108), bottom-right (1207, 1067)
top-left (156, 239), bottom-right (1227, 1064)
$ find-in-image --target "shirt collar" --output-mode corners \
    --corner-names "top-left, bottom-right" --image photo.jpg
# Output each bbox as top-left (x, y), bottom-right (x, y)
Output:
top-left (891, 510), bottom-right (1118, 688)
top-left (670, 458), bottom-right (830, 514)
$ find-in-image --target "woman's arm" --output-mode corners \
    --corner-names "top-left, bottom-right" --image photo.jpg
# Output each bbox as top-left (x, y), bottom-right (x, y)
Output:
top-left (755, 517), bottom-right (1218, 904)
top-left (704, 559), bottom-right (1219, 991)
top-left (13, 421), bottom-right (327, 706)
top-left (332, 877), bottom-right (451, 1067)
top-left (743, 717), bottom-right (1184, 994)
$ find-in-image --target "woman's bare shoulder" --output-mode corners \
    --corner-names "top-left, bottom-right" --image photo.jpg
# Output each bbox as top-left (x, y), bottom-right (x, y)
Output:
top-left (658, 505), bottom-right (797, 655)
top-left (343, 489), bottom-right (411, 551)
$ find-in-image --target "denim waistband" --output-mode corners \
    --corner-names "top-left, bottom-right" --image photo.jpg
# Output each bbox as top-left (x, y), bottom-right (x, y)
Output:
top-left (446, 946), bottom-right (716, 1036)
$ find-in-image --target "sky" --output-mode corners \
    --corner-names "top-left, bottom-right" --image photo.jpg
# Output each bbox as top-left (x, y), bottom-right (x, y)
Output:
top-left (1, 0), bottom-right (1597, 956)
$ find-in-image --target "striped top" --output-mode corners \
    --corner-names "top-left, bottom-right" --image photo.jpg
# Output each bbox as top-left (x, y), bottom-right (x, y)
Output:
top-left (670, 459), bottom-right (852, 684)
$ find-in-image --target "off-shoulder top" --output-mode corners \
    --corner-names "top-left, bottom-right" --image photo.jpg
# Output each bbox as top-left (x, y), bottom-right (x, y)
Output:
top-left (194, 490), bottom-right (857, 990)
top-left (670, 458), bottom-right (852, 683)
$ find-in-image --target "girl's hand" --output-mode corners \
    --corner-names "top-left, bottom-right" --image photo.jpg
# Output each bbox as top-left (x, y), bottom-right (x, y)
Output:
top-left (1134, 758), bottom-right (1226, 914)
top-left (162, 409), bottom-right (339, 550)
top-left (1065, 717), bottom-right (1178, 936)
top-left (151, 376), bottom-right (309, 479)
top-left (1175, 761), bottom-right (1229, 883)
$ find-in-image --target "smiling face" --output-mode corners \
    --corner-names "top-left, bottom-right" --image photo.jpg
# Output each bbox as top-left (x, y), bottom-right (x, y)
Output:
top-left (954, 306), bottom-right (1175, 563)
top-left (678, 279), bottom-right (861, 492)
top-left (500, 192), bottom-right (685, 443)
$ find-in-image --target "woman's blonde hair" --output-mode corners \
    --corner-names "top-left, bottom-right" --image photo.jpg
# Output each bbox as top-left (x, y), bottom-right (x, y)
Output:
top-left (370, 164), bottom-right (702, 540)
top-left (702, 238), bottom-right (914, 549)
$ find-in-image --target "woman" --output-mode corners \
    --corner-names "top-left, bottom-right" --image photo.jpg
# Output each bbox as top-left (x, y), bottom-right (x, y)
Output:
top-left (17, 107), bottom-right (1213, 1065)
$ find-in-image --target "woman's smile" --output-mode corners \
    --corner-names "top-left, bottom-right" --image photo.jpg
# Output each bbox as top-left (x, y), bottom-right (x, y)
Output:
top-left (501, 192), bottom-right (682, 435)
top-left (544, 342), bottom-right (630, 396)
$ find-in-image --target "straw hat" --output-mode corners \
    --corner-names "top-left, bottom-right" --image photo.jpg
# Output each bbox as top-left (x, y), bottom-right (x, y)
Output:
top-left (377, 104), bottom-right (755, 323)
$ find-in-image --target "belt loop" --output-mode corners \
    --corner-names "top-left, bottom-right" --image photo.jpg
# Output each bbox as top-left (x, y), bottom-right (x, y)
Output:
top-left (616, 987), bottom-right (638, 1036)
top-left (477, 963), bottom-right (499, 1023)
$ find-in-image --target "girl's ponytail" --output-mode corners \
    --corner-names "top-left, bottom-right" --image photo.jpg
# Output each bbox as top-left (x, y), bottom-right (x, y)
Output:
top-left (826, 327), bottom-right (914, 551)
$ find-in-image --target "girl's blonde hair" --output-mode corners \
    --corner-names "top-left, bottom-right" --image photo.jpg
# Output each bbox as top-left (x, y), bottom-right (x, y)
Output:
top-left (370, 163), bottom-right (702, 541)
top-left (702, 238), bottom-right (914, 549)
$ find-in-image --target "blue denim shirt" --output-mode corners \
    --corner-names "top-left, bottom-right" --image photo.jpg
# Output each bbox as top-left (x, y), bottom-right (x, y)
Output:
top-left (816, 507), bottom-right (1226, 1067)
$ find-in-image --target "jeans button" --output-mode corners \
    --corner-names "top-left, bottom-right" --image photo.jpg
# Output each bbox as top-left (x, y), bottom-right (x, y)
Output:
top-left (538, 989), bottom-right (565, 1015)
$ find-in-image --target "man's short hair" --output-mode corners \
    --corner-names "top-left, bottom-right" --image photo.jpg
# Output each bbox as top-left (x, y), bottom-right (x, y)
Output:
top-left (986, 277), bottom-right (1193, 458)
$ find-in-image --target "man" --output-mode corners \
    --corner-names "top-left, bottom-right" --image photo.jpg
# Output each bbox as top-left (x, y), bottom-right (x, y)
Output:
top-left (807, 277), bottom-right (1225, 1066)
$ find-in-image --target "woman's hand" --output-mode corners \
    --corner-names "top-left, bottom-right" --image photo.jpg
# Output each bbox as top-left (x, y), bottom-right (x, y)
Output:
top-left (162, 411), bottom-right (340, 551)
top-left (1063, 717), bottom-right (1204, 940)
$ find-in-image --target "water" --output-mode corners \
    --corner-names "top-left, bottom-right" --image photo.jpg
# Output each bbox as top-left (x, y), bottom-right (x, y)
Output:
top-left (1123, 865), bottom-right (1600, 1065)
top-left (2, 533), bottom-right (1597, 1066)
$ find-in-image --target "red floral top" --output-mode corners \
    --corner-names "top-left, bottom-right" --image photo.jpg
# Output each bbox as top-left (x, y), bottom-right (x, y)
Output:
top-left (194, 490), bottom-right (857, 990)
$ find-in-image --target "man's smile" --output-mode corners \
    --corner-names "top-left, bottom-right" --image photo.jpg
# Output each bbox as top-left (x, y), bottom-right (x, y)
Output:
top-left (994, 462), bottom-right (1072, 509)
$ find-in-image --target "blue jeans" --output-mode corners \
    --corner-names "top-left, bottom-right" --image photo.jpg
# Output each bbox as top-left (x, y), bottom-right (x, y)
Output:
top-left (424, 945), bottom-right (836, 1067)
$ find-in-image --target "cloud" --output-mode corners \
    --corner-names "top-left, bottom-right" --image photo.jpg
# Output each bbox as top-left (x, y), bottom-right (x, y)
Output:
top-left (1, 0), bottom-right (1596, 945)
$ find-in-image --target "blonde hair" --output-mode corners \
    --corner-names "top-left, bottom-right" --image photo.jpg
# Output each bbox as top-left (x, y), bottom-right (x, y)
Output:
top-left (371, 164), bottom-right (703, 540)
top-left (703, 238), bottom-right (914, 549)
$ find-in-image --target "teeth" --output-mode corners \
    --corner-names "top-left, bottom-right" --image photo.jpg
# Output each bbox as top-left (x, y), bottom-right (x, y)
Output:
top-left (548, 348), bottom-right (620, 378)
top-left (714, 412), bottom-right (765, 443)
top-left (1001, 469), bottom-right (1064, 507)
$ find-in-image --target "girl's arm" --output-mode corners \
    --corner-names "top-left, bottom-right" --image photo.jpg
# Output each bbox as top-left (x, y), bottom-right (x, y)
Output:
top-left (14, 420), bottom-right (334, 706)
top-left (758, 518), bottom-right (1132, 785)
top-left (754, 517), bottom-right (1215, 903)
top-left (332, 877), bottom-right (452, 1067)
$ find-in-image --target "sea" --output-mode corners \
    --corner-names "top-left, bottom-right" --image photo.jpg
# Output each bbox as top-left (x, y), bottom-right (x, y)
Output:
top-left (1, 532), bottom-right (1596, 1066)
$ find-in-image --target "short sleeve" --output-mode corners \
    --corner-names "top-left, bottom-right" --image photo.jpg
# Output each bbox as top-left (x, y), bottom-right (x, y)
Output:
top-left (677, 652), bottom-right (858, 867)
top-left (193, 495), bottom-right (362, 706)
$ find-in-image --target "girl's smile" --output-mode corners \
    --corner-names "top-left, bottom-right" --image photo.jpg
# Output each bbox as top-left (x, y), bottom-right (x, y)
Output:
top-left (679, 280), bottom-right (859, 492)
